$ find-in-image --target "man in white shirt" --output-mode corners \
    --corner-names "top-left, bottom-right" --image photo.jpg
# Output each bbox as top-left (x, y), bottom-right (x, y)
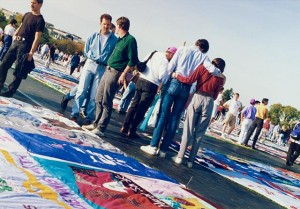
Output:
top-left (0, 19), bottom-right (17, 61)
top-left (121, 47), bottom-right (177, 138)
top-left (221, 93), bottom-right (242, 139)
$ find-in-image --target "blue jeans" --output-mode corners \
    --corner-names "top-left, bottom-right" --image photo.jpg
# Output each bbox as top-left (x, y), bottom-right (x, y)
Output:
top-left (0, 35), bottom-right (13, 61)
top-left (71, 59), bottom-right (105, 121)
top-left (119, 81), bottom-right (136, 112)
top-left (150, 78), bottom-right (191, 150)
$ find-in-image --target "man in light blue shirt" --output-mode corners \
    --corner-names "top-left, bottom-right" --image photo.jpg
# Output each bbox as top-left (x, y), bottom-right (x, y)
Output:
top-left (70, 14), bottom-right (117, 123)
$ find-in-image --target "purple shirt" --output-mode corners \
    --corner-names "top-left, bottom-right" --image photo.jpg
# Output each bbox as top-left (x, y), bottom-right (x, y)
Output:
top-left (242, 105), bottom-right (256, 120)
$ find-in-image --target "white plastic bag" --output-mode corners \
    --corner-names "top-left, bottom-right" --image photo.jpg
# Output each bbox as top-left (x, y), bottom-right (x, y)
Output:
top-left (148, 97), bottom-right (161, 127)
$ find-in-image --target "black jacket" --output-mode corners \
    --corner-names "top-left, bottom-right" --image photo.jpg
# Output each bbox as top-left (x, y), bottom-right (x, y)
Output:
top-left (13, 53), bottom-right (35, 79)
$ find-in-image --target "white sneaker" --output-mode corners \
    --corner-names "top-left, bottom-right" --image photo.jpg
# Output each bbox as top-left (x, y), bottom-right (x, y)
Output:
top-left (82, 124), bottom-right (95, 130)
top-left (159, 151), bottom-right (166, 158)
top-left (91, 128), bottom-right (105, 137)
top-left (221, 133), bottom-right (227, 139)
top-left (172, 156), bottom-right (182, 165)
top-left (140, 145), bottom-right (157, 155)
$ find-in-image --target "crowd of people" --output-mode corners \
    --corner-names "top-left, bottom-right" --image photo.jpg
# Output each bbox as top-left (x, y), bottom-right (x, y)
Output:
top-left (0, 0), bottom-right (299, 168)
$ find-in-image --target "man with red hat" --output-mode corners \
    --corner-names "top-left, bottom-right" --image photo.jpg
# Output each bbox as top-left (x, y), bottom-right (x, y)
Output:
top-left (120, 47), bottom-right (177, 137)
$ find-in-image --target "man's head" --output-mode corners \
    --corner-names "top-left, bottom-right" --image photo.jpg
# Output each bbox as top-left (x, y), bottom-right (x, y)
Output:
top-left (212, 58), bottom-right (226, 73)
top-left (195, 39), bottom-right (209, 53)
top-left (100, 14), bottom-right (112, 35)
top-left (250, 99), bottom-right (256, 105)
top-left (262, 98), bottom-right (269, 105)
top-left (233, 93), bottom-right (239, 100)
top-left (116, 17), bottom-right (130, 33)
top-left (10, 19), bottom-right (17, 27)
top-left (165, 47), bottom-right (177, 61)
top-left (31, 0), bottom-right (43, 13)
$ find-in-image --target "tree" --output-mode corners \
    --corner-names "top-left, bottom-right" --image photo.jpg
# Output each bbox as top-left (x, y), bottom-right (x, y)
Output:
top-left (269, 103), bottom-right (283, 125)
top-left (39, 27), bottom-right (53, 45)
top-left (14, 14), bottom-right (22, 26)
top-left (222, 88), bottom-right (233, 103)
top-left (0, 11), bottom-right (7, 29)
top-left (269, 103), bottom-right (300, 126)
top-left (55, 39), bottom-right (83, 55)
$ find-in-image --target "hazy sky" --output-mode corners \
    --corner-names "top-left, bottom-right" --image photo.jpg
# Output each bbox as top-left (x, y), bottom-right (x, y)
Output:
top-left (1, 0), bottom-right (299, 109)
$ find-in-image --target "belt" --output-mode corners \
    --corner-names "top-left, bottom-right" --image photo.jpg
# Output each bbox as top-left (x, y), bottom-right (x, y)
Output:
top-left (196, 90), bottom-right (211, 97)
top-left (16, 36), bottom-right (26, 41)
top-left (95, 60), bottom-right (107, 66)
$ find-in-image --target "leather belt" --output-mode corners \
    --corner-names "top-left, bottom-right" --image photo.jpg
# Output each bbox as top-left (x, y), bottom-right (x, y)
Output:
top-left (196, 90), bottom-right (211, 97)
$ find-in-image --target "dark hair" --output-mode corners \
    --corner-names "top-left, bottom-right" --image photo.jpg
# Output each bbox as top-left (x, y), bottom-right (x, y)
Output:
top-left (255, 100), bottom-right (260, 105)
top-left (262, 98), bottom-right (269, 104)
top-left (100, 14), bottom-right (112, 22)
top-left (195, 39), bottom-right (209, 53)
top-left (10, 19), bottom-right (17, 25)
top-left (212, 58), bottom-right (226, 73)
top-left (36, 0), bottom-right (43, 4)
top-left (235, 93), bottom-right (240, 97)
top-left (116, 17), bottom-right (130, 31)
top-left (110, 23), bottom-right (116, 30)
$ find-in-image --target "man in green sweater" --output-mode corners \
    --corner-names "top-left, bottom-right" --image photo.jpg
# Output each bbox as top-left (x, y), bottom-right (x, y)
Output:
top-left (83, 16), bottom-right (138, 136)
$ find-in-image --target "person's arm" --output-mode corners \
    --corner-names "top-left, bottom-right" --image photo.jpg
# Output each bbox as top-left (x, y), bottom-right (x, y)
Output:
top-left (27, 31), bottom-right (42, 61)
top-left (173, 65), bottom-right (202, 85)
top-left (118, 66), bottom-right (133, 85)
top-left (118, 38), bottom-right (138, 85)
top-left (13, 23), bottom-right (22, 41)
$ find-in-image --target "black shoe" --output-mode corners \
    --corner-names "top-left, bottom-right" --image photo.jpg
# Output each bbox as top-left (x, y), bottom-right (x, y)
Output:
top-left (127, 131), bottom-right (141, 139)
top-left (60, 95), bottom-right (69, 110)
top-left (286, 160), bottom-right (294, 166)
top-left (1, 90), bottom-right (14, 97)
top-left (70, 116), bottom-right (78, 123)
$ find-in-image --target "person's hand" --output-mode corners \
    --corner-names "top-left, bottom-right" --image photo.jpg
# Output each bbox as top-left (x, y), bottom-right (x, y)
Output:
top-left (118, 72), bottom-right (126, 85)
top-left (172, 72), bottom-right (178, 78)
top-left (27, 52), bottom-right (33, 61)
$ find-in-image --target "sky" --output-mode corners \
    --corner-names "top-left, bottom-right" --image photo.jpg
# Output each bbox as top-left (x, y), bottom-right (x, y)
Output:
top-left (0, 0), bottom-right (299, 109)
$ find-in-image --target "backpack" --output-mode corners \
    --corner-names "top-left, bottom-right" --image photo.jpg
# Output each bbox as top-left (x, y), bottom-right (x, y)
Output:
top-left (290, 123), bottom-right (300, 140)
top-left (137, 51), bottom-right (156, 73)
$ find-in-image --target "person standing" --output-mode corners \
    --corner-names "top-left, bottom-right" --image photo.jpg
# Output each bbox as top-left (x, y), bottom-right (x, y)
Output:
top-left (70, 14), bottom-right (117, 123)
top-left (141, 39), bottom-right (223, 156)
top-left (69, 51), bottom-right (80, 75)
top-left (0, 19), bottom-right (17, 61)
top-left (45, 43), bottom-right (57, 68)
top-left (83, 17), bottom-right (138, 136)
top-left (238, 99), bottom-right (257, 144)
top-left (121, 47), bottom-right (177, 138)
top-left (0, 0), bottom-right (45, 97)
top-left (242, 98), bottom-right (269, 149)
top-left (171, 58), bottom-right (225, 168)
top-left (221, 93), bottom-right (242, 139)
top-left (208, 87), bottom-right (224, 130)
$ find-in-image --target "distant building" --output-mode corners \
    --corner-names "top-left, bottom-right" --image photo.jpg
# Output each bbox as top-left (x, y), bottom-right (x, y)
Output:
top-left (0, 7), bottom-right (84, 44)
top-left (0, 7), bottom-right (20, 20)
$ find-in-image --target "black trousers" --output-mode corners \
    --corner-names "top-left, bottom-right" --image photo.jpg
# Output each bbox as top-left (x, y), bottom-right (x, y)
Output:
top-left (0, 40), bottom-right (30, 93)
top-left (123, 77), bottom-right (158, 132)
top-left (286, 142), bottom-right (300, 164)
top-left (243, 117), bottom-right (264, 148)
